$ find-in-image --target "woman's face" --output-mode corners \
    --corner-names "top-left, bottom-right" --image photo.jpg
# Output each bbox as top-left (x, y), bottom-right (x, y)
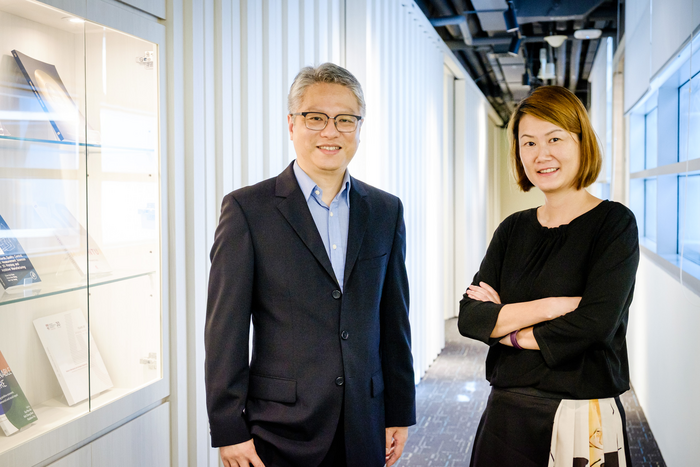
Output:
top-left (518, 114), bottom-right (581, 195)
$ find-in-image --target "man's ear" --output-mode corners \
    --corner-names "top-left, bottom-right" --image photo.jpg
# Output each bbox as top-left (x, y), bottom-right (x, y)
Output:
top-left (288, 114), bottom-right (295, 141)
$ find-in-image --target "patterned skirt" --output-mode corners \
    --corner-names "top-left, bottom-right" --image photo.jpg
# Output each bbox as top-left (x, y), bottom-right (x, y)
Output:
top-left (469, 387), bottom-right (631, 467)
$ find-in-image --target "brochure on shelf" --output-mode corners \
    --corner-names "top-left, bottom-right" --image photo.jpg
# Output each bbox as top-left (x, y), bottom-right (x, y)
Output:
top-left (33, 309), bottom-right (113, 406)
top-left (0, 350), bottom-right (38, 436)
top-left (34, 203), bottom-right (112, 277)
top-left (11, 50), bottom-right (99, 144)
top-left (0, 215), bottom-right (41, 291)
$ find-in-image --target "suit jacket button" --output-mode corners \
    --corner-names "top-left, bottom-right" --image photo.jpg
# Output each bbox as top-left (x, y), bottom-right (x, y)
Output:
top-left (332, 290), bottom-right (342, 299)
top-left (335, 376), bottom-right (344, 386)
top-left (341, 330), bottom-right (349, 340)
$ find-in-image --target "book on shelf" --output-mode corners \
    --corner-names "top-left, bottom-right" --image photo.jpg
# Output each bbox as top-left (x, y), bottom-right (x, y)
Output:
top-left (34, 203), bottom-right (112, 277)
top-left (33, 309), bottom-right (113, 407)
top-left (11, 50), bottom-right (100, 144)
top-left (0, 214), bottom-right (41, 291)
top-left (0, 350), bottom-right (38, 436)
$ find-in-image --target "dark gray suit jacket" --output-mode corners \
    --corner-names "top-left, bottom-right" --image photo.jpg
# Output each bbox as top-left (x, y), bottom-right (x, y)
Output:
top-left (205, 161), bottom-right (416, 466)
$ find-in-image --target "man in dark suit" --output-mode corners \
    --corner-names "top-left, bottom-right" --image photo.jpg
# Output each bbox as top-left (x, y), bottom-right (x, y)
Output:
top-left (205, 63), bottom-right (416, 467)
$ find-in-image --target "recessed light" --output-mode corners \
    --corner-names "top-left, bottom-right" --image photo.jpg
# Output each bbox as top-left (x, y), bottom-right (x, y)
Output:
top-left (573, 29), bottom-right (602, 40)
top-left (544, 35), bottom-right (567, 48)
top-left (63, 16), bottom-right (85, 23)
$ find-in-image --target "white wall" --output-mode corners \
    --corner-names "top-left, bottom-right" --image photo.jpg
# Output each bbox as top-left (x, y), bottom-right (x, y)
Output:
top-left (618, 2), bottom-right (700, 464)
top-left (453, 81), bottom-right (489, 315)
top-left (627, 255), bottom-right (700, 466)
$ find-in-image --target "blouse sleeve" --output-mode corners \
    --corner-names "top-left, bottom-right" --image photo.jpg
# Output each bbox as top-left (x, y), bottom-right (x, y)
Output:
top-left (457, 217), bottom-right (510, 344)
top-left (533, 205), bottom-right (640, 368)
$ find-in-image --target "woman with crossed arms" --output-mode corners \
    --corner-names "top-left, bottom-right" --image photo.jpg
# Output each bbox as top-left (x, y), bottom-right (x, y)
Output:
top-left (459, 85), bottom-right (639, 467)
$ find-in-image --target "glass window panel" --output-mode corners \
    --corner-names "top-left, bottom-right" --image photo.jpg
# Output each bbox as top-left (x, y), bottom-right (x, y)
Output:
top-left (629, 115), bottom-right (645, 173)
top-left (630, 179), bottom-right (645, 234)
top-left (645, 108), bottom-right (658, 169)
top-left (645, 178), bottom-right (657, 242)
top-left (679, 174), bottom-right (700, 265)
top-left (678, 75), bottom-right (700, 162)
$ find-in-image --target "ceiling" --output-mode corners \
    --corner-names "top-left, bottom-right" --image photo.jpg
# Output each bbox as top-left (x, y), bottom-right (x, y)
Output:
top-left (415, 0), bottom-right (623, 124)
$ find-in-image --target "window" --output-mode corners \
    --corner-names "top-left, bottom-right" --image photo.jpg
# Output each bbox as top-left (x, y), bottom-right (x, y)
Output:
top-left (679, 174), bottom-right (700, 264)
top-left (629, 43), bottom-right (700, 285)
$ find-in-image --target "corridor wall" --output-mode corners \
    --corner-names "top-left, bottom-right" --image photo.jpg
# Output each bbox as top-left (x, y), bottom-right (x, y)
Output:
top-left (613, 1), bottom-right (700, 465)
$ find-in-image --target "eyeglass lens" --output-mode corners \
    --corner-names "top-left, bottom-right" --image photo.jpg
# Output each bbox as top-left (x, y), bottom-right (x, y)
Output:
top-left (304, 113), bottom-right (358, 132)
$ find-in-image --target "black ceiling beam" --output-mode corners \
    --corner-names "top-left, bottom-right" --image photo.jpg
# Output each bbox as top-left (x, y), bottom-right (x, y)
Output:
top-left (444, 29), bottom-right (615, 49)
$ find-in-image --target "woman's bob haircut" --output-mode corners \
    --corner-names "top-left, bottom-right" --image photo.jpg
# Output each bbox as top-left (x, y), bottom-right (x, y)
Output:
top-left (507, 85), bottom-right (602, 192)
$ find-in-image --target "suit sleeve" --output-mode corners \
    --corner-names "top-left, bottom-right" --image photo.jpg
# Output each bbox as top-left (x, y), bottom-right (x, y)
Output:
top-left (380, 199), bottom-right (417, 427)
top-left (457, 218), bottom-right (509, 344)
top-left (533, 207), bottom-right (640, 367)
top-left (205, 194), bottom-right (255, 447)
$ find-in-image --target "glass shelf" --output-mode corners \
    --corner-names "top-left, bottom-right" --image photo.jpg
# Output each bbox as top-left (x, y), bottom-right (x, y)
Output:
top-left (0, 134), bottom-right (156, 153)
top-left (0, 269), bottom-right (156, 306)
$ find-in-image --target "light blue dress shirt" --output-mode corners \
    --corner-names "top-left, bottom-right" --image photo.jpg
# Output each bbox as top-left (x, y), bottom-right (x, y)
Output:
top-left (293, 160), bottom-right (351, 291)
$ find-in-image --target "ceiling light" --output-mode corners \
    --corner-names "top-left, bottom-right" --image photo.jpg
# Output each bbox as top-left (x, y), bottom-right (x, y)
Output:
top-left (573, 29), bottom-right (602, 40)
top-left (507, 35), bottom-right (522, 57)
top-left (503, 2), bottom-right (519, 33)
top-left (544, 35), bottom-right (567, 48)
top-left (63, 16), bottom-right (85, 23)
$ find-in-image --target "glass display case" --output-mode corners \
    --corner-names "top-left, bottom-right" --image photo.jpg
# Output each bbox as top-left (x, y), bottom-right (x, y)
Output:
top-left (0, 0), bottom-right (161, 456)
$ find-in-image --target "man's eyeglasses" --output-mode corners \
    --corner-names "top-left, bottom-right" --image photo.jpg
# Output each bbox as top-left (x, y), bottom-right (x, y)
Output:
top-left (290, 112), bottom-right (363, 133)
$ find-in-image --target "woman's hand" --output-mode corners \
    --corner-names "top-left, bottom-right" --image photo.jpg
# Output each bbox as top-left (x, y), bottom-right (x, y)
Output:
top-left (466, 282), bottom-right (501, 304)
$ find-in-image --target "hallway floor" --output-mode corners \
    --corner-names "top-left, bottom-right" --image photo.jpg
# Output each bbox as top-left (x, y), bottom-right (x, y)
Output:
top-left (397, 318), bottom-right (666, 466)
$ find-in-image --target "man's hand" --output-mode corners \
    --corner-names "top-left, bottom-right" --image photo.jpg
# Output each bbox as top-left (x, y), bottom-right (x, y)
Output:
top-left (385, 426), bottom-right (409, 466)
top-left (219, 439), bottom-right (265, 467)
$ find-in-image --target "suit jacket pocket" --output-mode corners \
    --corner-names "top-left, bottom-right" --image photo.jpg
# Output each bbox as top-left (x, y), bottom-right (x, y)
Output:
top-left (371, 370), bottom-right (384, 398)
top-left (249, 374), bottom-right (297, 403)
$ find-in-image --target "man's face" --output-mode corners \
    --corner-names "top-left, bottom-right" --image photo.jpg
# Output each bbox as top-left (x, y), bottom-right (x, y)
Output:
top-left (288, 83), bottom-right (363, 180)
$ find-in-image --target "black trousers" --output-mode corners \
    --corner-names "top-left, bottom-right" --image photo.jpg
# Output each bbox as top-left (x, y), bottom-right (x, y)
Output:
top-left (318, 405), bottom-right (346, 467)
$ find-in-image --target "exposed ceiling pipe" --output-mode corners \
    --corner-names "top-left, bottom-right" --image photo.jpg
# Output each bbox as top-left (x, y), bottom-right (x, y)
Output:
top-left (556, 45), bottom-right (566, 87)
top-left (430, 0), bottom-right (466, 46)
top-left (430, 15), bottom-right (465, 27)
top-left (444, 30), bottom-right (615, 49)
top-left (430, 14), bottom-right (473, 45)
top-left (568, 39), bottom-right (582, 92)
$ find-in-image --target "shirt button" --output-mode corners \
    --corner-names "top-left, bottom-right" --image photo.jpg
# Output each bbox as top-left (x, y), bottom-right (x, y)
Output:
top-left (332, 290), bottom-right (341, 299)
top-left (330, 212), bottom-right (334, 217)
top-left (335, 377), bottom-right (344, 386)
top-left (341, 330), bottom-right (349, 340)
top-left (332, 244), bottom-right (337, 250)
top-left (315, 190), bottom-right (320, 195)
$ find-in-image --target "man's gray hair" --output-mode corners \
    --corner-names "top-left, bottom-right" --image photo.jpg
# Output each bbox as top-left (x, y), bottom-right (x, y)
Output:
top-left (288, 63), bottom-right (365, 115)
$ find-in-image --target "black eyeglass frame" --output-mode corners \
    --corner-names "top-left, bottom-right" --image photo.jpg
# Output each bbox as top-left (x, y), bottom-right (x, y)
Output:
top-left (290, 111), bottom-right (363, 133)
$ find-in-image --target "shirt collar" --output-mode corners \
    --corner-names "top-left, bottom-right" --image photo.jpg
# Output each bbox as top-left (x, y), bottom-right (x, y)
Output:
top-left (293, 160), bottom-right (352, 206)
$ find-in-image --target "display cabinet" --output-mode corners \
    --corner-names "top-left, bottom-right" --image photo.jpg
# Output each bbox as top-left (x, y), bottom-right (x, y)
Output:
top-left (0, 0), bottom-right (162, 460)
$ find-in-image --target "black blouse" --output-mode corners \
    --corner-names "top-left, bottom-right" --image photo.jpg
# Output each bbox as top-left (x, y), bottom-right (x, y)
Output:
top-left (458, 200), bottom-right (640, 399)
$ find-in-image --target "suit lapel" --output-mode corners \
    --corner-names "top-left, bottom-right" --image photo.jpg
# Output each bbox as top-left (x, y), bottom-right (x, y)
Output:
top-left (275, 163), bottom-right (337, 283)
top-left (344, 178), bottom-right (370, 284)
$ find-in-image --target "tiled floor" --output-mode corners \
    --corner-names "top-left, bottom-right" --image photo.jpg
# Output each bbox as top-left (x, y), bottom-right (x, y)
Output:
top-left (397, 318), bottom-right (666, 466)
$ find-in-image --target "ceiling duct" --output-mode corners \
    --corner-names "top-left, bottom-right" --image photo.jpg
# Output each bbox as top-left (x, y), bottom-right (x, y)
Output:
top-left (511, 0), bottom-right (607, 24)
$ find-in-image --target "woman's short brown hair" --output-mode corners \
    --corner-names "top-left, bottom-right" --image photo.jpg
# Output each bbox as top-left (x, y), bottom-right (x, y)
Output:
top-left (507, 85), bottom-right (602, 192)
